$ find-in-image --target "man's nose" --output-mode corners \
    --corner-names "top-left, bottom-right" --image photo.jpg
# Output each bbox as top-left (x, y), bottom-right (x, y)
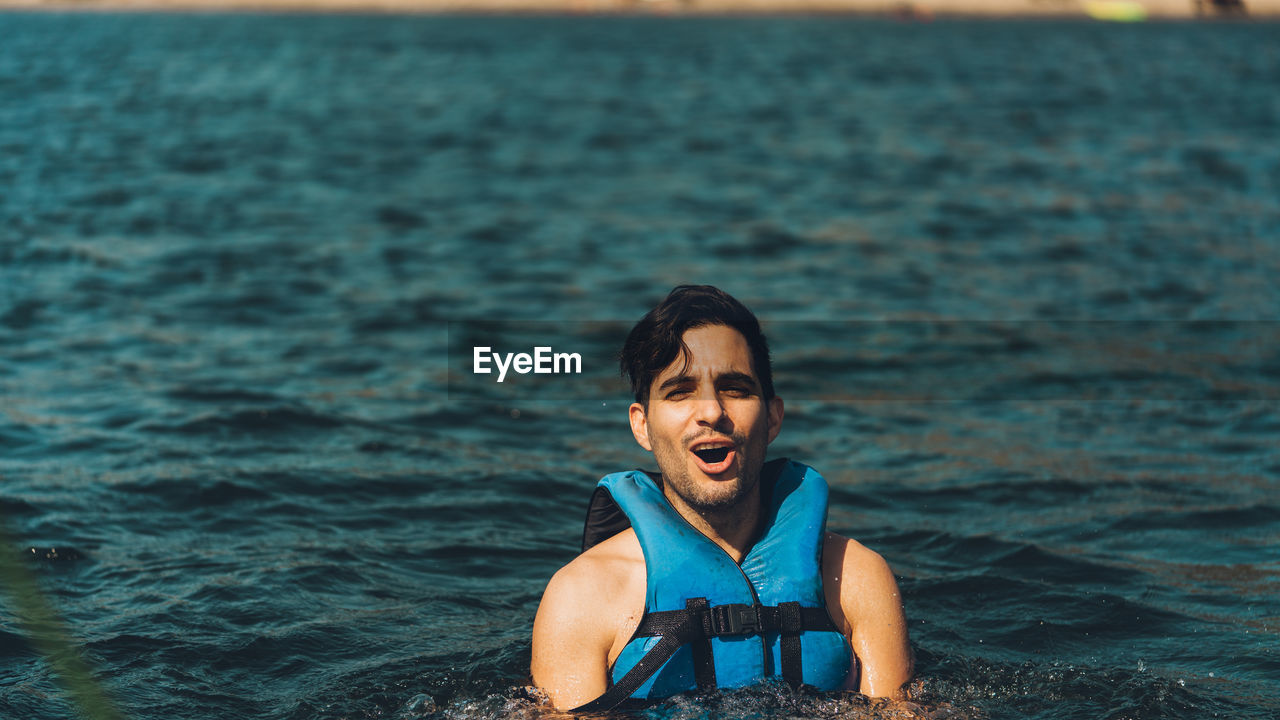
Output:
top-left (692, 388), bottom-right (728, 426)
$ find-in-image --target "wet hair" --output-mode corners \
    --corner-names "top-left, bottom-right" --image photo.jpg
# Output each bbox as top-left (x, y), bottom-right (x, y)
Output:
top-left (620, 285), bottom-right (774, 407)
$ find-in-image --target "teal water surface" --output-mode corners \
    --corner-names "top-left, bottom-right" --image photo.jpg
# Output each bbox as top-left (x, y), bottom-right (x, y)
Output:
top-left (1, 13), bottom-right (1278, 720)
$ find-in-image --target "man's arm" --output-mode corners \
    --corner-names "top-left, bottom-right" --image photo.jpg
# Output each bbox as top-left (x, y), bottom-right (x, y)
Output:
top-left (530, 560), bottom-right (614, 710)
top-left (531, 532), bottom-right (645, 710)
top-left (823, 533), bottom-right (913, 698)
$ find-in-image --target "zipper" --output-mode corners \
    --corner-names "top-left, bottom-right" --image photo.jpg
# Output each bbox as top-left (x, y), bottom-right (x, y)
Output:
top-left (657, 488), bottom-right (773, 676)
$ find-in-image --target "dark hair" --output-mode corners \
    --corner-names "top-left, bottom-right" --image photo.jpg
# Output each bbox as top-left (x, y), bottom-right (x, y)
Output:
top-left (620, 285), bottom-right (774, 406)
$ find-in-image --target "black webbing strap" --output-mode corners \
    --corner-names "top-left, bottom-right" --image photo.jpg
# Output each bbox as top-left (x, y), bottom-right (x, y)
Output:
top-left (629, 603), bottom-right (835, 640)
top-left (686, 598), bottom-right (716, 692)
top-left (571, 598), bottom-right (709, 714)
top-left (572, 599), bottom-right (839, 713)
top-left (778, 601), bottom-right (804, 688)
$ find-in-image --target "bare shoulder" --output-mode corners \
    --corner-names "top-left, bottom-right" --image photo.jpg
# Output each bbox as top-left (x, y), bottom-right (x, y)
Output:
top-left (545, 529), bottom-right (644, 609)
top-left (535, 529), bottom-right (643, 638)
top-left (821, 532), bottom-right (912, 698)
top-left (822, 533), bottom-right (901, 621)
top-left (531, 530), bottom-right (646, 709)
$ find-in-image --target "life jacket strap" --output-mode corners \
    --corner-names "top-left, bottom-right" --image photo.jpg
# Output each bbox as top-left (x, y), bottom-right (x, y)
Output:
top-left (632, 600), bottom-right (836, 640)
top-left (687, 597), bottom-right (717, 693)
top-left (572, 599), bottom-right (839, 713)
top-left (570, 597), bottom-right (707, 714)
top-left (779, 601), bottom-right (805, 688)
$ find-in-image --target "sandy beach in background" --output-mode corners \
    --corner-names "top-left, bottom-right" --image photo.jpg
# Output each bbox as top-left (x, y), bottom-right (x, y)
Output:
top-left (1, 0), bottom-right (1276, 19)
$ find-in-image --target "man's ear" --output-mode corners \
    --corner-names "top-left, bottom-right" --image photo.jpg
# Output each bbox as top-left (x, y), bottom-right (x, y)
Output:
top-left (629, 402), bottom-right (653, 452)
top-left (766, 396), bottom-right (784, 444)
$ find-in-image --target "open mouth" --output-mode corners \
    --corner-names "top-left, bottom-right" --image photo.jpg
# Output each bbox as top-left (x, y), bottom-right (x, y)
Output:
top-left (692, 446), bottom-right (732, 464)
top-left (690, 441), bottom-right (737, 475)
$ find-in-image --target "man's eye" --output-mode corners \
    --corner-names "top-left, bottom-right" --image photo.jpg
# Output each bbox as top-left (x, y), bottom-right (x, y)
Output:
top-left (724, 386), bottom-right (752, 397)
top-left (665, 389), bottom-right (691, 400)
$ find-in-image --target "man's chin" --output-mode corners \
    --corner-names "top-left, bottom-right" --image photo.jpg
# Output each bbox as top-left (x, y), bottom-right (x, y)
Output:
top-left (684, 477), bottom-right (753, 511)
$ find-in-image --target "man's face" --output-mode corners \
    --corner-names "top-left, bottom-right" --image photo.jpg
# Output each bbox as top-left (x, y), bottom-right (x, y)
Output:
top-left (628, 324), bottom-right (783, 515)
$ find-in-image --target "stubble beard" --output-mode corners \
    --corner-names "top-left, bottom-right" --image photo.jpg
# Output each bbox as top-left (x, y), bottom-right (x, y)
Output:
top-left (658, 428), bottom-right (768, 517)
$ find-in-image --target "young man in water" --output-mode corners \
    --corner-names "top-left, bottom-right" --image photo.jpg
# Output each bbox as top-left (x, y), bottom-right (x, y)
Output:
top-left (531, 285), bottom-right (911, 711)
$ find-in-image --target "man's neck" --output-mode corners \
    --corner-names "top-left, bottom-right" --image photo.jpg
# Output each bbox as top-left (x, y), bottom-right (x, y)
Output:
top-left (663, 485), bottom-right (763, 565)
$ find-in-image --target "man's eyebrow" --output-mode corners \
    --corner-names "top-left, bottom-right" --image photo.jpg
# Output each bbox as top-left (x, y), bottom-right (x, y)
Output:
top-left (657, 375), bottom-right (695, 393)
top-left (716, 372), bottom-right (760, 389)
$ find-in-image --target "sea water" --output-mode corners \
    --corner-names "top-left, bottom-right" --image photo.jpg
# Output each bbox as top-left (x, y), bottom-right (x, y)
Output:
top-left (0, 12), bottom-right (1277, 720)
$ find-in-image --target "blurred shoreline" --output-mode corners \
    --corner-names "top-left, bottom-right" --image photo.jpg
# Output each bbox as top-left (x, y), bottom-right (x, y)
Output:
top-left (1, 0), bottom-right (1275, 20)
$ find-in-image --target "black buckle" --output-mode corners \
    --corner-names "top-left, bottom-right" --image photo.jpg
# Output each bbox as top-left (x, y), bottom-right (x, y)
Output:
top-left (710, 603), bottom-right (761, 637)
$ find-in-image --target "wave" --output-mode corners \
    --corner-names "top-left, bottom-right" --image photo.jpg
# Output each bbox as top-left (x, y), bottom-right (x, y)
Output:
top-left (165, 387), bottom-right (285, 404)
top-left (1109, 504), bottom-right (1280, 533)
top-left (138, 406), bottom-right (348, 437)
top-left (911, 649), bottom-right (1263, 720)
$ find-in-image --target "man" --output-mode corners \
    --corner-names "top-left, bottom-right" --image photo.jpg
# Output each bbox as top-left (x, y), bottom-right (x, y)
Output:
top-left (531, 285), bottom-right (911, 711)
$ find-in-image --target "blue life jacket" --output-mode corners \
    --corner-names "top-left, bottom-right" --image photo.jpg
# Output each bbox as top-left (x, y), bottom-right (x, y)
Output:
top-left (573, 458), bottom-right (854, 711)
